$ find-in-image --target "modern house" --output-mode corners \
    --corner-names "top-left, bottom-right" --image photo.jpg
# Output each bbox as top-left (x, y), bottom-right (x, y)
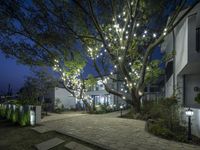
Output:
top-left (44, 75), bottom-right (126, 111)
top-left (161, 2), bottom-right (200, 137)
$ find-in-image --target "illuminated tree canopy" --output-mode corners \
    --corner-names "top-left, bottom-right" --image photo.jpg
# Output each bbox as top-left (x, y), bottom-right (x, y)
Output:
top-left (0, 0), bottom-right (198, 112)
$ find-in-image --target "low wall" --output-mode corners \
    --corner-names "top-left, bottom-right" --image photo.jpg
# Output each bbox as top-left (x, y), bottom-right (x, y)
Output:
top-left (0, 104), bottom-right (41, 126)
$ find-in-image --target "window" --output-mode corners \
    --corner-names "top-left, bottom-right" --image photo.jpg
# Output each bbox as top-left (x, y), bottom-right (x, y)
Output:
top-left (196, 27), bottom-right (200, 52)
top-left (165, 60), bottom-right (173, 81)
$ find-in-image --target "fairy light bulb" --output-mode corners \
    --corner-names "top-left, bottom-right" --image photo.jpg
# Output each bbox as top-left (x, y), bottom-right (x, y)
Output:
top-left (136, 23), bottom-right (140, 27)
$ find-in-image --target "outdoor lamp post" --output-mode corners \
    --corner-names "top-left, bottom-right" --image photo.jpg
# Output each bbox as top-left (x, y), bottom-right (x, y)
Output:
top-left (185, 108), bottom-right (194, 141)
top-left (120, 105), bottom-right (123, 117)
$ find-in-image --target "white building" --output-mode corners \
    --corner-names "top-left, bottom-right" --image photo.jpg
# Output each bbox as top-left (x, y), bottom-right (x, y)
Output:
top-left (161, 2), bottom-right (200, 137)
top-left (45, 76), bottom-right (125, 111)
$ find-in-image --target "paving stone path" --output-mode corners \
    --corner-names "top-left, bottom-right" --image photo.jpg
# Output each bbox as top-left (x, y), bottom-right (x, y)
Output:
top-left (65, 141), bottom-right (93, 150)
top-left (38, 111), bottom-right (200, 150)
top-left (35, 137), bottom-right (64, 150)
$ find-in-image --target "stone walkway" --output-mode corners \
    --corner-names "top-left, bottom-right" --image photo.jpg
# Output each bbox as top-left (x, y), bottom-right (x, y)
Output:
top-left (38, 111), bottom-right (200, 150)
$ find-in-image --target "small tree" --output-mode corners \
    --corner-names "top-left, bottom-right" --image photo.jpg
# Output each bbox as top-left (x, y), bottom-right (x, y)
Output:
top-left (18, 69), bottom-right (57, 105)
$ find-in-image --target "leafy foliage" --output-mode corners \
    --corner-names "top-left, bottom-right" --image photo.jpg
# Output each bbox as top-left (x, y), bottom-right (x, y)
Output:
top-left (195, 92), bottom-right (200, 104)
top-left (143, 97), bottom-right (191, 142)
top-left (0, 0), bottom-right (197, 113)
top-left (19, 111), bottom-right (30, 126)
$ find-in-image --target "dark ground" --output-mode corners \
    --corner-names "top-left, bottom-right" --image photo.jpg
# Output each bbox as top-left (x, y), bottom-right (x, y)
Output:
top-left (0, 118), bottom-right (103, 150)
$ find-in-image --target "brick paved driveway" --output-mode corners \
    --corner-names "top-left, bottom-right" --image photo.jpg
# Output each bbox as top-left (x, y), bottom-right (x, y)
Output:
top-left (40, 111), bottom-right (200, 150)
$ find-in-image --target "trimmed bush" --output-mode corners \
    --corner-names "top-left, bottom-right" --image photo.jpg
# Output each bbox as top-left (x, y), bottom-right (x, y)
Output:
top-left (6, 107), bottom-right (12, 120)
top-left (0, 105), bottom-right (6, 118)
top-left (19, 111), bottom-right (30, 126)
top-left (11, 107), bottom-right (19, 123)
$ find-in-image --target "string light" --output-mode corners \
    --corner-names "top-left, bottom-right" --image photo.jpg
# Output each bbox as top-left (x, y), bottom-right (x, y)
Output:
top-left (136, 23), bottom-right (140, 27)
top-left (153, 33), bottom-right (157, 38)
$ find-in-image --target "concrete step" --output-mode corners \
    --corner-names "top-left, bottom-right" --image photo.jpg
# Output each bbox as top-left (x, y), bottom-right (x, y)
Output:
top-left (65, 141), bottom-right (93, 150)
top-left (35, 137), bottom-right (65, 150)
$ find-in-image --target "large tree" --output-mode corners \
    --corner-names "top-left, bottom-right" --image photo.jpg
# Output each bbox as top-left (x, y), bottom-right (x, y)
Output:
top-left (0, 0), bottom-right (198, 113)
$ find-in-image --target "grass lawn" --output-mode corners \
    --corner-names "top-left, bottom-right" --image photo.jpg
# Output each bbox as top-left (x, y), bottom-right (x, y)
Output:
top-left (0, 118), bottom-right (103, 150)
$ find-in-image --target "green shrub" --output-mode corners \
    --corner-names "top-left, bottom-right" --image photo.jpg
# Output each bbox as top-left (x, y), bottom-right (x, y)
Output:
top-left (148, 120), bottom-right (174, 138)
top-left (11, 107), bottom-right (19, 123)
top-left (94, 104), bottom-right (107, 114)
top-left (0, 105), bottom-right (6, 118)
top-left (144, 97), bottom-right (191, 142)
top-left (19, 111), bottom-right (30, 126)
top-left (142, 97), bottom-right (180, 130)
top-left (6, 107), bottom-right (12, 120)
top-left (195, 92), bottom-right (200, 104)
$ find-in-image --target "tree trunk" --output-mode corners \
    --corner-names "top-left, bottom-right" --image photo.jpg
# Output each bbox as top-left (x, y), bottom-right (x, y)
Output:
top-left (82, 99), bottom-right (93, 112)
top-left (131, 92), bottom-right (141, 114)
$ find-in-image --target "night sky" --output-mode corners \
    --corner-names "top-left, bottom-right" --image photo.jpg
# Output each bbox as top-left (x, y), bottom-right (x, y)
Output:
top-left (0, 51), bottom-right (32, 94)
top-left (0, 46), bottom-right (162, 95)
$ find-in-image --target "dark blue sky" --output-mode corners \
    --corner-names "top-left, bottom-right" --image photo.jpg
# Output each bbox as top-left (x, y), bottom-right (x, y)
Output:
top-left (0, 47), bottom-right (162, 95)
top-left (0, 51), bottom-right (32, 94)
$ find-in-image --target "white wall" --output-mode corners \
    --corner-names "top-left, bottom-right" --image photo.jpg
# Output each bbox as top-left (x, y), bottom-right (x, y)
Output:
top-left (174, 17), bottom-right (188, 76)
top-left (55, 87), bottom-right (76, 109)
top-left (165, 75), bottom-right (174, 97)
top-left (185, 74), bottom-right (200, 108)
